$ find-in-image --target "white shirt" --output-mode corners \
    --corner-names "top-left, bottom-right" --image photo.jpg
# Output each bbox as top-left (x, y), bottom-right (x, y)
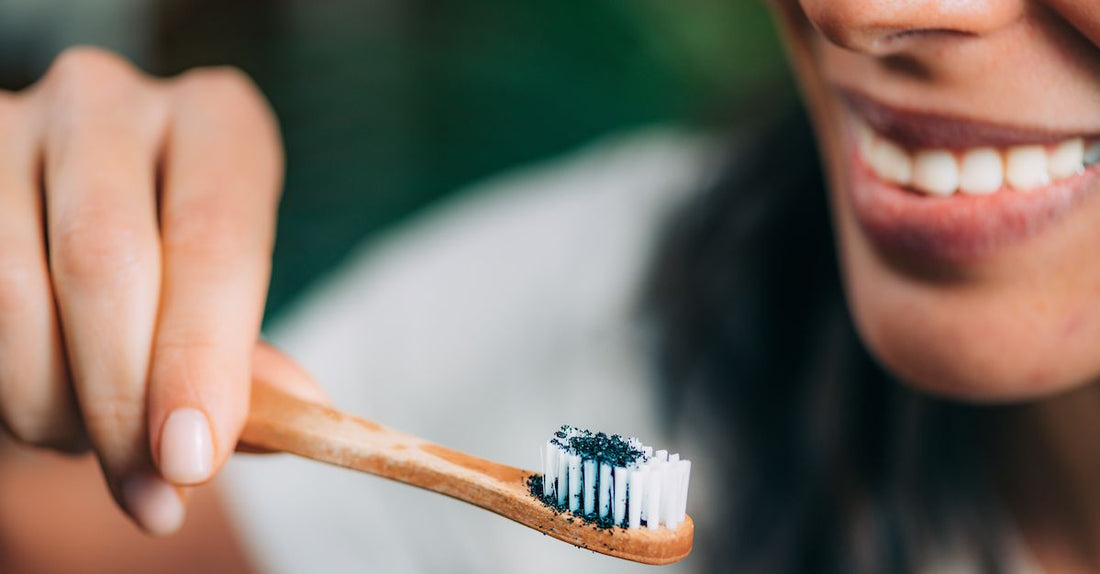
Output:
top-left (220, 126), bottom-right (1041, 574)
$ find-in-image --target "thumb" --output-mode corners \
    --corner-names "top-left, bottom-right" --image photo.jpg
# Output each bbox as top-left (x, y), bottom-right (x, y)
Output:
top-left (236, 341), bottom-right (329, 455)
top-left (251, 341), bottom-right (329, 405)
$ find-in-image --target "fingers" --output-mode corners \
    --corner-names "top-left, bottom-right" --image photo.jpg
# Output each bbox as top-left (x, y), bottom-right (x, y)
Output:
top-left (0, 93), bottom-right (85, 451)
top-left (3, 49), bottom-right (287, 536)
top-left (147, 68), bottom-right (283, 486)
top-left (38, 48), bottom-right (177, 533)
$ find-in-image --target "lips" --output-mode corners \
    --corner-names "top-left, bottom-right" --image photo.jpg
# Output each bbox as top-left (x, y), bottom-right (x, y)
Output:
top-left (840, 90), bottom-right (1100, 261)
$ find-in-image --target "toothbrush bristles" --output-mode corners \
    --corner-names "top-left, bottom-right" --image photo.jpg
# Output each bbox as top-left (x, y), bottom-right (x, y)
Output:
top-left (532, 425), bottom-right (691, 530)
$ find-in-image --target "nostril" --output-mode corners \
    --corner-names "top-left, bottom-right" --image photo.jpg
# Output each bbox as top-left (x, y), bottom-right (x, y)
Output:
top-left (880, 55), bottom-right (934, 80)
top-left (864, 28), bottom-right (980, 57)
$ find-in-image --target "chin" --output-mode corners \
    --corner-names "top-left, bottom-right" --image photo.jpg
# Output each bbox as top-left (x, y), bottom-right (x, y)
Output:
top-left (848, 291), bottom-right (1100, 403)
top-left (834, 181), bottom-right (1100, 403)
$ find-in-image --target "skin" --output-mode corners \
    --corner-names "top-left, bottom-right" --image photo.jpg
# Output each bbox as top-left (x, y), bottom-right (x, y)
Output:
top-left (770, 0), bottom-right (1100, 570)
top-left (0, 46), bottom-right (325, 544)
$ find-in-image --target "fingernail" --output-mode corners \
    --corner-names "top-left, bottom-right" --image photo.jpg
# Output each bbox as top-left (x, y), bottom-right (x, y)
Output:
top-left (159, 407), bottom-right (214, 484)
top-left (121, 474), bottom-right (185, 536)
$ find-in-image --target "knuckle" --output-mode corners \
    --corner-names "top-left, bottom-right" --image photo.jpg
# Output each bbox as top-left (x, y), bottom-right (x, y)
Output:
top-left (45, 47), bottom-right (139, 95)
top-left (154, 336), bottom-right (222, 377)
top-left (157, 334), bottom-right (222, 356)
top-left (176, 67), bottom-right (277, 137)
top-left (152, 336), bottom-right (248, 405)
top-left (172, 66), bottom-right (283, 181)
top-left (177, 66), bottom-right (263, 109)
top-left (50, 218), bottom-right (152, 288)
top-left (37, 49), bottom-right (164, 146)
top-left (163, 206), bottom-right (260, 268)
top-left (79, 393), bottom-right (142, 440)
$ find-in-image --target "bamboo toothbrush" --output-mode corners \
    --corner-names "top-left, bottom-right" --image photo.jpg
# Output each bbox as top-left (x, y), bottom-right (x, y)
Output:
top-left (239, 378), bottom-right (695, 565)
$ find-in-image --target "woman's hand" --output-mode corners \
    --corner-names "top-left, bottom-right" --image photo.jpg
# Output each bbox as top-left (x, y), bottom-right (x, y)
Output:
top-left (0, 46), bottom-right (294, 535)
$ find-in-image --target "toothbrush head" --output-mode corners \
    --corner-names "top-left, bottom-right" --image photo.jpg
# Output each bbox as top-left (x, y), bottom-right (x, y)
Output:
top-left (525, 425), bottom-right (694, 563)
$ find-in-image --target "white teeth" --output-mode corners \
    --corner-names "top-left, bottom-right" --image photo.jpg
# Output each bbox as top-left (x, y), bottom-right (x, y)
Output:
top-left (1048, 138), bottom-right (1084, 179)
top-left (869, 138), bottom-right (912, 185)
top-left (958, 148), bottom-right (1003, 195)
top-left (912, 150), bottom-right (959, 196)
top-left (1005, 145), bottom-right (1050, 191)
top-left (855, 121), bottom-right (875, 159)
top-left (860, 122), bottom-right (1095, 196)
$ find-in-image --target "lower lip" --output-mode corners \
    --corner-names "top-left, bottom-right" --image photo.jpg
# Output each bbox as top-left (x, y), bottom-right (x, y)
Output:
top-left (846, 126), bottom-right (1100, 262)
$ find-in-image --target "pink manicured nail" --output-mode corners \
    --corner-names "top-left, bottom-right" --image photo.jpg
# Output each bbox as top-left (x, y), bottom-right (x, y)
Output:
top-left (159, 408), bottom-right (214, 484)
top-left (121, 474), bottom-right (185, 536)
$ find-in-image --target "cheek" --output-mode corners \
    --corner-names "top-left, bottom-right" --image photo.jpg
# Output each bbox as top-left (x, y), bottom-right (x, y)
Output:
top-left (835, 193), bottom-right (1100, 401)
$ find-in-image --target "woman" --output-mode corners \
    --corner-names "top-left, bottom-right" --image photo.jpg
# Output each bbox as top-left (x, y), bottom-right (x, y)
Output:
top-left (716, 3), bottom-right (1100, 572)
top-left (1, 1), bottom-right (1099, 572)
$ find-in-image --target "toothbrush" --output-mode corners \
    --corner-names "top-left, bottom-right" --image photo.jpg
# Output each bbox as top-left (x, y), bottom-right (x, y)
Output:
top-left (239, 378), bottom-right (694, 565)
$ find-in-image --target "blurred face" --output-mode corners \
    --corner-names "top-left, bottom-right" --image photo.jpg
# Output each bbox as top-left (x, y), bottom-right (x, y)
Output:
top-left (769, 1), bottom-right (1100, 401)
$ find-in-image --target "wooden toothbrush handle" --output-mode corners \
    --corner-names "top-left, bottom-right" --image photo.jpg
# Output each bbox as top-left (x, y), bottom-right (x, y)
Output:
top-left (239, 378), bottom-right (533, 509)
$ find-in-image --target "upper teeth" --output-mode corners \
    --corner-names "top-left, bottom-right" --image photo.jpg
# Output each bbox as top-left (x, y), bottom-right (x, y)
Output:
top-left (856, 122), bottom-right (1099, 196)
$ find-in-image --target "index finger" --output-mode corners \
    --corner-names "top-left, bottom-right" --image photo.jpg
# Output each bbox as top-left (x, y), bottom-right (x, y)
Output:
top-left (148, 68), bottom-right (282, 485)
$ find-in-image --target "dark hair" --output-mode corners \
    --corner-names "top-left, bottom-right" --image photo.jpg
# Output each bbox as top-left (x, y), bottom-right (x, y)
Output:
top-left (646, 109), bottom-right (1009, 574)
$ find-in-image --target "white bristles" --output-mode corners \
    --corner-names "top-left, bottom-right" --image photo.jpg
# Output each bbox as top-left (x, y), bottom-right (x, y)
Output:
top-left (613, 467), bottom-right (627, 524)
top-left (543, 442), bottom-right (557, 500)
top-left (538, 426), bottom-right (691, 530)
top-left (555, 446), bottom-right (568, 506)
top-left (646, 464), bottom-right (662, 530)
top-left (660, 462), bottom-right (678, 529)
top-left (676, 460), bottom-right (691, 521)
top-left (582, 459), bottom-right (596, 515)
top-left (628, 469), bottom-right (644, 529)
top-left (598, 463), bottom-right (612, 518)
top-left (567, 454), bottom-right (581, 511)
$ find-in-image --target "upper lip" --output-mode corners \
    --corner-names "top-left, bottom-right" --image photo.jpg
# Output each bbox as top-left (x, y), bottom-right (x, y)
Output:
top-left (841, 90), bottom-right (1094, 149)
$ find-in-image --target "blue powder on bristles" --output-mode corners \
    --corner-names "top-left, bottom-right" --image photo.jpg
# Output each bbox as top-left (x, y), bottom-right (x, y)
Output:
top-left (528, 474), bottom-right (627, 530)
top-left (531, 425), bottom-right (649, 529)
top-left (549, 425), bottom-right (647, 467)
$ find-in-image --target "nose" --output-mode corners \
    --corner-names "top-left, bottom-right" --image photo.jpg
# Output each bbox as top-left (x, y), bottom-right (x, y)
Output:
top-left (798, 0), bottom-right (1025, 55)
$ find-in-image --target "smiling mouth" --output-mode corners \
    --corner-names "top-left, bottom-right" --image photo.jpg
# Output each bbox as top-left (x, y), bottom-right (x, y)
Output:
top-left (848, 92), bottom-right (1100, 196)
top-left (840, 91), bottom-right (1100, 261)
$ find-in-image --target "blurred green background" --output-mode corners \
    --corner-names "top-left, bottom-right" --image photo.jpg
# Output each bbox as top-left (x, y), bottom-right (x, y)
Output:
top-left (0, 0), bottom-right (791, 319)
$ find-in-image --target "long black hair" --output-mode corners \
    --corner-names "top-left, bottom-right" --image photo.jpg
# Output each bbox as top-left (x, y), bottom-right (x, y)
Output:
top-left (646, 109), bottom-right (1009, 574)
